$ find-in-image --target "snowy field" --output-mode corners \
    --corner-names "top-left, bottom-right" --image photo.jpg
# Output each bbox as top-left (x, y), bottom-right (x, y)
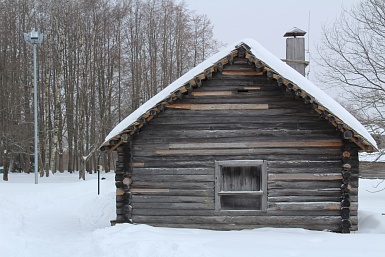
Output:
top-left (0, 172), bottom-right (384, 257)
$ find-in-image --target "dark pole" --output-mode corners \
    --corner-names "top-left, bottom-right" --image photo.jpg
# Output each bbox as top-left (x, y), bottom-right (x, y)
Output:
top-left (97, 153), bottom-right (101, 195)
top-left (33, 43), bottom-right (38, 184)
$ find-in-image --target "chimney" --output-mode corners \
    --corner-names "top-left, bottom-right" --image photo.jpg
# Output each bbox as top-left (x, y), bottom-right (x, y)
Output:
top-left (283, 27), bottom-right (308, 76)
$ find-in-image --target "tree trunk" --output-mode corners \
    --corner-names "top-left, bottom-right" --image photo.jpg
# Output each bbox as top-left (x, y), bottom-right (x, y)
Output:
top-left (43, 70), bottom-right (51, 177)
top-left (24, 151), bottom-right (31, 174)
top-left (3, 154), bottom-right (9, 181)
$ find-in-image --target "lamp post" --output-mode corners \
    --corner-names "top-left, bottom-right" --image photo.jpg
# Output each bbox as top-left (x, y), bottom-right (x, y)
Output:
top-left (24, 29), bottom-right (43, 184)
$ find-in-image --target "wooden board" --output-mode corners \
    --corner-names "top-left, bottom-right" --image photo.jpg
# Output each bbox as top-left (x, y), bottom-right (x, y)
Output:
top-left (155, 148), bottom-right (342, 157)
top-left (168, 141), bottom-right (343, 150)
top-left (243, 87), bottom-right (261, 90)
top-left (132, 215), bottom-right (343, 226)
top-left (132, 195), bottom-right (213, 204)
top-left (268, 173), bottom-right (343, 181)
top-left (132, 174), bottom-right (215, 182)
top-left (131, 189), bottom-right (214, 197)
top-left (131, 188), bottom-right (170, 193)
top-left (190, 91), bottom-right (232, 96)
top-left (166, 103), bottom-right (269, 110)
top-left (222, 70), bottom-right (264, 76)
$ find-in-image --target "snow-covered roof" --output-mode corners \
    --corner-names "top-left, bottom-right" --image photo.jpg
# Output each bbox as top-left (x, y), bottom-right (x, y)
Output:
top-left (101, 38), bottom-right (378, 152)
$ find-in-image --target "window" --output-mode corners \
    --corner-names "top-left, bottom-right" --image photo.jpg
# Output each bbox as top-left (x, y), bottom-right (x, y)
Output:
top-left (215, 160), bottom-right (267, 211)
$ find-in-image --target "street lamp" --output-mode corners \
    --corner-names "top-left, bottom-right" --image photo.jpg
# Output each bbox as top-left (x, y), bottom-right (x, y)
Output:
top-left (24, 29), bottom-right (43, 184)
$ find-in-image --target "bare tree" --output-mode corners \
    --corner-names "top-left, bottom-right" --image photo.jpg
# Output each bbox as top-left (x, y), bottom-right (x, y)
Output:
top-left (0, 0), bottom-right (221, 180)
top-left (0, 0), bottom-right (36, 179)
top-left (317, 0), bottom-right (385, 137)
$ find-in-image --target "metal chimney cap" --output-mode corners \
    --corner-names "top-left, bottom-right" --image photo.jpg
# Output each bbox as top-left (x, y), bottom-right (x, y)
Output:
top-left (283, 27), bottom-right (306, 37)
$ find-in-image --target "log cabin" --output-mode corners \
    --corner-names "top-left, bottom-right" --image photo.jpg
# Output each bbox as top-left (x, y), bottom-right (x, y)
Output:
top-left (100, 38), bottom-right (378, 233)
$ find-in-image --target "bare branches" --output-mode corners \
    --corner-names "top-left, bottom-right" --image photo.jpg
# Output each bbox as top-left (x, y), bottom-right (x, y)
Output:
top-left (317, 0), bottom-right (385, 138)
top-left (0, 0), bottom-right (220, 176)
top-left (366, 179), bottom-right (385, 193)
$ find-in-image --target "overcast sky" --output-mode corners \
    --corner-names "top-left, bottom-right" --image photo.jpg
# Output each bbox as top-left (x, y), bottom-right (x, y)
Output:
top-left (181, 0), bottom-right (362, 83)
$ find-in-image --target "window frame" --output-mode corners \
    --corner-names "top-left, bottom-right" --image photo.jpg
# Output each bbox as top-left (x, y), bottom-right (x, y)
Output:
top-left (215, 160), bottom-right (267, 211)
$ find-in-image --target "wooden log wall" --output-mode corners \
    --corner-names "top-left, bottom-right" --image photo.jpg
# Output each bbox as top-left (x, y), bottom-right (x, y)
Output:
top-left (114, 142), bottom-right (133, 223)
top-left (360, 161), bottom-right (385, 179)
top-left (114, 54), bottom-right (360, 232)
top-left (340, 142), bottom-right (359, 233)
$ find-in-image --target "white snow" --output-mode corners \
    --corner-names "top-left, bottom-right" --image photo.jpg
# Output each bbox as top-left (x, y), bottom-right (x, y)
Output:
top-left (1, 172), bottom-right (384, 257)
top-left (360, 149), bottom-right (385, 162)
top-left (103, 38), bottom-right (377, 151)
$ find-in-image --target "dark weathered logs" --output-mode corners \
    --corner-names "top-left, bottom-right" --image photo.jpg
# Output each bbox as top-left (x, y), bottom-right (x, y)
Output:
top-left (110, 56), bottom-right (361, 232)
top-left (343, 130), bottom-right (353, 139)
top-left (341, 207), bottom-right (350, 219)
top-left (339, 142), bottom-right (358, 233)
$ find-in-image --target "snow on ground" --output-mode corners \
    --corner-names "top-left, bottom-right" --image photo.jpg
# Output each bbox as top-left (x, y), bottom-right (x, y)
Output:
top-left (0, 172), bottom-right (384, 257)
top-left (360, 150), bottom-right (385, 162)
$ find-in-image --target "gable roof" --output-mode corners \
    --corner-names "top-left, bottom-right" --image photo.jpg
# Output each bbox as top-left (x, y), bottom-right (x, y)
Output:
top-left (101, 38), bottom-right (378, 153)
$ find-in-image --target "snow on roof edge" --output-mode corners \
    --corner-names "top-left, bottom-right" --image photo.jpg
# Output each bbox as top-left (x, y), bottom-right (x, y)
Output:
top-left (102, 38), bottom-right (378, 151)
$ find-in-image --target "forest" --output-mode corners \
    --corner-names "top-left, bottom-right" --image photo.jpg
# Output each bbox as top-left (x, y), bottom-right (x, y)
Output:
top-left (0, 0), bottom-right (220, 179)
